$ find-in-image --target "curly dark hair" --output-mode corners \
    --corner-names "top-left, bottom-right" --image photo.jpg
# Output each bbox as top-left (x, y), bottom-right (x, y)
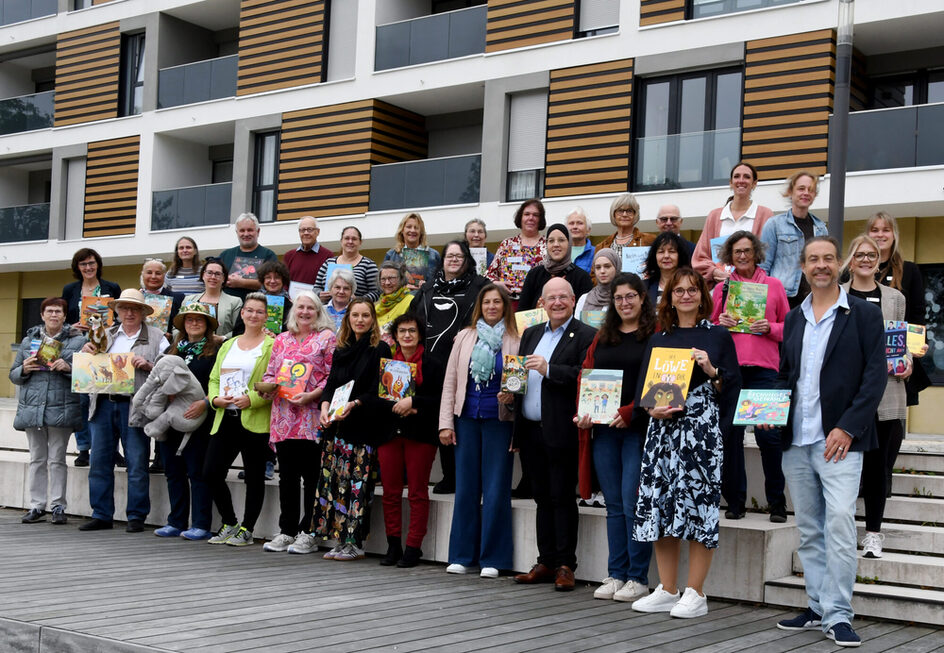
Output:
top-left (719, 230), bottom-right (765, 267)
top-left (598, 274), bottom-right (656, 346)
top-left (643, 232), bottom-right (691, 281)
top-left (390, 311), bottom-right (426, 347)
top-left (512, 199), bottom-right (547, 231)
top-left (257, 259), bottom-right (290, 289)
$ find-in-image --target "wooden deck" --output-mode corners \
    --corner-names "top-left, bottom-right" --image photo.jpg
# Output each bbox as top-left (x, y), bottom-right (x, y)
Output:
top-left (0, 509), bottom-right (941, 653)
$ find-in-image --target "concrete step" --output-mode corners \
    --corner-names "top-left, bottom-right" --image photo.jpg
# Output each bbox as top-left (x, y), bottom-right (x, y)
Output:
top-left (891, 471), bottom-right (944, 498)
top-left (765, 575), bottom-right (944, 626)
top-left (896, 451), bottom-right (944, 474)
top-left (792, 550), bottom-right (944, 589)
top-left (856, 520), bottom-right (944, 556)
top-left (856, 495), bottom-right (944, 524)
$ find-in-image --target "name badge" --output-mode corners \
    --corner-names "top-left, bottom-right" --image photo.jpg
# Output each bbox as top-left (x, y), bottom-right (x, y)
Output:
top-left (512, 264), bottom-right (530, 272)
top-left (507, 256), bottom-right (524, 264)
top-left (867, 297), bottom-right (880, 303)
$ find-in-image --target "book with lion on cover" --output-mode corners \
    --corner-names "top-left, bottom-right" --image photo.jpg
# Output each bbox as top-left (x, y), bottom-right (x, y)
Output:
top-left (639, 348), bottom-right (694, 410)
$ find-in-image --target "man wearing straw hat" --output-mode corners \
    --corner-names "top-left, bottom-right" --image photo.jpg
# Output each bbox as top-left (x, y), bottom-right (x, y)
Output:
top-left (79, 289), bottom-right (169, 533)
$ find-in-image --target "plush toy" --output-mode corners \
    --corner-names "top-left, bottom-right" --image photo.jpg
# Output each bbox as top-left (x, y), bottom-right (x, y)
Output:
top-left (87, 314), bottom-right (108, 354)
top-left (130, 355), bottom-right (208, 443)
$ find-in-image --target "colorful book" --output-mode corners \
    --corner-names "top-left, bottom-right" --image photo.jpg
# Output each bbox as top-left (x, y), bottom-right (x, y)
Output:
top-left (379, 358), bottom-right (416, 401)
top-left (639, 347), bottom-right (694, 409)
top-left (275, 358), bottom-right (312, 399)
top-left (725, 281), bottom-right (768, 334)
top-left (578, 369), bottom-right (623, 424)
top-left (288, 281), bottom-right (314, 302)
top-left (469, 247), bottom-right (489, 276)
top-left (71, 352), bottom-right (135, 395)
top-left (733, 389), bottom-right (792, 426)
top-left (80, 295), bottom-right (114, 328)
top-left (200, 302), bottom-right (218, 319)
top-left (501, 355), bottom-right (528, 394)
top-left (885, 320), bottom-right (908, 375)
top-left (230, 256), bottom-right (263, 282)
top-left (709, 236), bottom-right (727, 264)
top-left (621, 246), bottom-right (649, 275)
top-left (323, 262), bottom-right (353, 288)
top-left (514, 307), bottom-right (547, 334)
top-left (906, 323), bottom-right (926, 354)
top-left (402, 247), bottom-right (431, 286)
top-left (327, 380), bottom-right (354, 422)
top-left (28, 338), bottom-right (41, 359)
top-left (266, 295), bottom-right (285, 333)
top-left (219, 368), bottom-right (247, 399)
top-left (580, 309), bottom-right (607, 329)
top-left (143, 293), bottom-right (174, 332)
top-left (35, 335), bottom-right (63, 367)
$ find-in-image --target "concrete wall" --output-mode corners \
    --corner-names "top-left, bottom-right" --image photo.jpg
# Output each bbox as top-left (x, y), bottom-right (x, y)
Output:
top-left (375, 0), bottom-right (428, 25)
top-left (157, 13), bottom-right (218, 68)
top-left (151, 134), bottom-right (212, 191)
top-left (427, 109), bottom-right (483, 158)
top-left (326, 0), bottom-right (358, 81)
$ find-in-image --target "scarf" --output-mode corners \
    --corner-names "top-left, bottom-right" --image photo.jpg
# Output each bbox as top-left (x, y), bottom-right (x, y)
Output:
top-left (176, 337), bottom-right (207, 364)
top-left (393, 343), bottom-right (424, 387)
top-left (470, 318), bottom-right (505, 386)
top-left (376, 285), bottom-right (410, 318)
top-left (432, 265), bottom-right (475, 295)
top-left (543, 223), bottom-right (574, 275)
top-left (582, 248), bottom-right (621, 311)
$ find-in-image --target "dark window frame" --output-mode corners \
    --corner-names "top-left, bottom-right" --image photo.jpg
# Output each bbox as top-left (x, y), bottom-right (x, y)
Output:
top-left (118, 32), bottom-right (145, 117)
top-left (868, 68), bottom-right (944, 109)
top-left (251, 131), bottom-right (280, 223)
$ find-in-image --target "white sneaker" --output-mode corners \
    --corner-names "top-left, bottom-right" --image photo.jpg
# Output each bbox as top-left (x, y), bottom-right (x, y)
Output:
top-left (862, 531), bottom-right (884, 558)
top-left (614, 580), bottom-right (649, 603)
top-left (262, 533), bottom-right (294, 552)
top-left (323, 544), bottom-right (344, 560)
top-left (287, 532), bottom-right (318, 554)
top-left (480, 567), bottom-right (499, 578)
top-left (334, 542), bottom-right (365, 561)
top-left (593, 577), bottom-right (625, 600)
top-left (591, 491), bottom-right (606, 508)
top-left (446, 563), bottom-right (469, 574)
top-left (631, 583), bottom-right (680, 613)
top-left (670, 587), bottom-right (708, 618)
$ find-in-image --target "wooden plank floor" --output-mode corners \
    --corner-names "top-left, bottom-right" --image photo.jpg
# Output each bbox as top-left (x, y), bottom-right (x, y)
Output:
top-left (0, 510), bottom-right (940, 653)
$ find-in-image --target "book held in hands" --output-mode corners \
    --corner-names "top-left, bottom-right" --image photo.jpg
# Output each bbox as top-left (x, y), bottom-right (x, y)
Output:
top-left (724, 281), bottom-right (768, 334)
top-left (733, 389), bottom-right (791, 426)
top-left (501, 355), bottom-right (528, 394)
top-left (379, 359), bottom-right (416, 401)
top-left (275, 358), bottom-right (312, 399)
top-left (578, 369), bottom-right (623, 424)
top-left (884, 320), bottom-right (908, 375)
top-left (639, 348), bottom-right (694, 410)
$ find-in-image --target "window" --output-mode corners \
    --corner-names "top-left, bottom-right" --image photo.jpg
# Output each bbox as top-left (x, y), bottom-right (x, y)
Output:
top-left (577, 0), bottom-right (619, 37)
top-left (634, 68), bottom-right (742, 190)
top-left (432, 0), bottom-right (485, 13)
top-left (688, 0), bottom-right (800, 20)
top-left (251, 132), bottom-right (279, 223)
top-left (118, 33), bottom-right (145, 116)
top-left (72, 0), bottom-right (93, 9)
top-left (870, 69), bottom-right (944, 109)
top-left (212, 159), bottom-right (234, 184)
top-left (506, 90), bottom-right (548, 202)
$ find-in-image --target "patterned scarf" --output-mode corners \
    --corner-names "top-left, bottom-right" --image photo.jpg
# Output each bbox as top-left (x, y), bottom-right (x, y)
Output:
top-left (469, 318), bottom-right (505, 386)
top-left (175, 337), bottom-right (207, 364)
top-left (376, 285), bottom-right (410, 318)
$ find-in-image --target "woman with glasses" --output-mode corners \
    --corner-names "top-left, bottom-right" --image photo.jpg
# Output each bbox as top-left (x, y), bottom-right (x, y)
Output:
top-left (710, 231), bottom-right (790, 522)
top-left (166, 236), bottom-right (205, 295)
top-left (517, 224), bottom-right (593, 312)
top-left (595, 193), bottom-right (655, 257)
top-left (631, 268), bottom-right (740, 619)
top-left (643, 232), bottom-right (692, 306)
top-left (183, 258), bottom-right (243, 338)
top-left (325, 267), bottom-right (356, 332)
top-left (383, 213), bottom-right (442, 291)
top-left (485, 199), bottom-right (547, 302)
top-left (375, 262), bottom-right (415, 345)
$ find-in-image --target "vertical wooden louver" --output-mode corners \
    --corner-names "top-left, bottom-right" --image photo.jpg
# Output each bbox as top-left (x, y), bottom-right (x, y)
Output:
top-left (639, 0), bottom-right (685, 27)
top-left (237, 0), bottom-right (328, 96)
top-left (486, 0), bottom-right (575, 53)
top-left (54, 22), bottom-right (121, 127)
top-left (544, 59), bottom-right (633, 198)
top-left (276, 100), bottom-right (427, 220)
top-left (83, 136), bottom-right (140, 238)
top-left (742, 29), bottom-right (836, 181)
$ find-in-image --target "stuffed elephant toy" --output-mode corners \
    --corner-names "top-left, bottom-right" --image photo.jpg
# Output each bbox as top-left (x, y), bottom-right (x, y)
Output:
top-left (130, 355), bottom-right (208, 442)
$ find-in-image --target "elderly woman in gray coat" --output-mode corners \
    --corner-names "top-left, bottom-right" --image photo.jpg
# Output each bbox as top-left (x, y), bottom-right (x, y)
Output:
top-left (10, 297), bottom-right (86, 525)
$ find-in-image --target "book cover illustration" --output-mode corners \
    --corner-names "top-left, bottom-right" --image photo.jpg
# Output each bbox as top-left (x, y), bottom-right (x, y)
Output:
top-left (379, 358), bottom-right (416, 401)
top-left (402, 247), bottom-right (431, 286)
top-left (323, 262), bottom-right (353, 288)
top-left (35, 335), bottom-right (63, 367)
top-left (725, 281), bottom-right (768, 334)
top-left (906, 323), bottom-right (925, 354)
top-left (885, 320), bottom-right (908, 375)
top-left (578, 369), bottom-right (623, 424)
top-left (639, 347), bottom-right (694, 409)
top-left (199, 302), bottom-right (218, 319)
top-left (621, 246), bottom-right (649, 275)
top-left (275, 358), bottom-right (312, 399)
top-left (71, 353), bottom-right (135, 394)
top-left (29, 338), bottom-right (41, 359)
top-left (733, 389), bottom-right (792, 426)
top-left (219, 368), bottom-right (248, 399)
top-left (469, 247), bottom-right (489, 276)
top-left (580, 310), bottom-right (607, 329)
top-left (501, 355), bottom-right (528, 394)
top-left (288, 281), bottom-right (314, 302)
top-left (514, 307), bottom-right (547, 334)
top-left (327, 380), bottom-right (354, 422)
top-left (266, 295), bottom-right (285, 333)
top-left (80, 295), bottom-right (114, 328)
top-left (230, 256), bottom-right (263, 282)
top-left (710, 236), bottom-right (727, 263)
top-left (143, 293), bottom-right (174, 332)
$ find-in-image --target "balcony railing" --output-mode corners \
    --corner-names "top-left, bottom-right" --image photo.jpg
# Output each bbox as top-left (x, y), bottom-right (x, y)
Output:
top-left (831, 103), bottom-right (944, 172)
top-left (152, 183), bottom-right (232, 231)
top-left (375, 5), bottom-right (486, 71)
top-left (369, 154), bottom-right (481, 211)
top-left (689, 0), bottom-right (800, 20)
top-left (634, 127), bottom-right (740, 190)
top-left (157, 55), bottom-right (238, 109)
top-left (0, 90), bottom-right (55, 136)
top-left (0, 0), bottom-right (56, 25)
top-left (0, 202), bottom-right (49, 243)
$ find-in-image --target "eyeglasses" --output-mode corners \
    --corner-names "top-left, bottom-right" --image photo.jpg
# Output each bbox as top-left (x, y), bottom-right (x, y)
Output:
top-left (397, 327), bottom-right (418, 335)
top-left (853, 252), bottom-right (879, 261)
top-left (614, 208), bottom-right (636, 215)
top-left (656, 216), bottom-right (680, 223)
top-left (672, 287), bottom-right (700, 297)
top-left (78, 260), bottom-right (97, 268)
top-left (613, 292), bottom-right (639, 304)
top-left (444, 254), bottom-right (465, 261)
top-left (203, 270), bottom-right (224, 277)
top-left (544, 294), bottom-right (571, 303)
top-left (380, 276), bottom-right (400, 284)
top-left (733, 248), bottom-right (754, 257)
top-left (298, 228), bottom-right (317, 234)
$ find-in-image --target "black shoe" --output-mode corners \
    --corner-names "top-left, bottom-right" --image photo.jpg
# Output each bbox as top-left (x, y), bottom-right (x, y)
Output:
top-left (115, 453), bottom-right (126, 468)
top-left (432, 479), bottom-right (455, 495)
top-left (380, 537), bottom-right (403, 566)
top-left (725, 507), bottom-right (746, 520)
top-left (397, 546), bottom-right (422, 568)
top-left (126, 520), bottom-right (145, 533)
top-left (149, 459), bottom-right (164, 474)
top-left (74, 451), bottom-right (90, 467)
top-left (51, 506), bottom-right (67, 525)
top-left (22, 508), bottom-right (46, 523)
top-left (769, 504), bottom-right (787, 523)
top-left (79, 518), bottom-right (113, 531)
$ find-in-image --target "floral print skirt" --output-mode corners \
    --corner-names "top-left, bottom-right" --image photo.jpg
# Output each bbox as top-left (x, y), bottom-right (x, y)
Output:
top-left (633, 382), bottom-right (723, 549)
top-left (314, 436), bottom-right (376, 546)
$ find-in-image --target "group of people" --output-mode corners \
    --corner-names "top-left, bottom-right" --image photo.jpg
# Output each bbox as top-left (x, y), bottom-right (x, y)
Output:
top-left (11, 162), bottom-right (929, 647)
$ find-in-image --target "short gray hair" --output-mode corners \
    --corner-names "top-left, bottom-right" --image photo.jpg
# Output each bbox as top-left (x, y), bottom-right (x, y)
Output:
top-left (235, 212), bottom-right (259, 229)
top-left (378, 261), bottom-right (408, 289)
top-left (327, 267), bottom-right (357, 294)
top-left (464, 218), bottom-right (487, 236)
top-left (140, 259), bottom-right (167, 289)
top-left (566, 206), bottom-right (592, 231)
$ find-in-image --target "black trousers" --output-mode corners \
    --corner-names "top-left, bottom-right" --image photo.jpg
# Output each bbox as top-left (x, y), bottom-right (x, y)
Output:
top-left (862, 418), bottom-right (904, 532)
top-left (518, 419), bottom-right (579, 570)
top-left (203, 412), bottom-right (270, 531)
top-left (274, 438), bottom-right (320, 536)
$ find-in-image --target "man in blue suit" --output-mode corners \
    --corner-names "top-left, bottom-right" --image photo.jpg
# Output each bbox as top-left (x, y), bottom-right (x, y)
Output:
top-left (771, 236), bottom-right (885, 648)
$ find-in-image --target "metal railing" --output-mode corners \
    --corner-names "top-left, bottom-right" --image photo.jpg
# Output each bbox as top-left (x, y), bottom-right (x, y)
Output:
top-left (689, 0), bottom-right (800, 19)
top-left (375, 5), bottom-right (486, 71)
top-left (634, 127), bottom-right (741, 190)
top-left (151, 183), bottom-right (232, 231)
top-left (832, 103), bottom-right (944, 172)
top-left (0, 202), bottom-right (49, 243)
top-left (0, 0), bottom-right (56, 25)
top-left (0, 90), bottom-right (54, 136)
top-left (157, 55), bottom-right (238, 109)
top-left (369, 154), bottom-right (481, 211)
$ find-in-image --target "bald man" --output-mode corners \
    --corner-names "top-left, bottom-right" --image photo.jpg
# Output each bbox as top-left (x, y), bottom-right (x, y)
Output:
top-left (284, 216), bottom-right (334, 285)
top-left (656, 205), bottom-right (696, 258)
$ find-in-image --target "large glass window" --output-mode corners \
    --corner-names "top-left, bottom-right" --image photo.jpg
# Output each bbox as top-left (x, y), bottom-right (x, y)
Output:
top-left (118, 33), bottom-right (145, 117)
top-left (870, 69), bottom-right (944, 109)
top-left (577, 0), bottom-right (619, 37)
top-left (252, 132), bottom-right (279, 223)
top-left (634, 68), bottom-right (742, 190)
top-left (688, 0), bottom-right (800, 20)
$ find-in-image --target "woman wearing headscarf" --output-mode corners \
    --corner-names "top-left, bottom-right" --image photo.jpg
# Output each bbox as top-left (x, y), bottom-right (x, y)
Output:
top-left (516, 224), bottom-right (593, 312)
top-left (575, 248), bottom-right (620, 316)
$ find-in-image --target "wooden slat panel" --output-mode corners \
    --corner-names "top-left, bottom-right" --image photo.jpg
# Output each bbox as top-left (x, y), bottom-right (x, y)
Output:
top-left (83, 136), bottom-right (139, 238)
top-left (55, 22), bottom-right (120, 126)
top-left (639, 0), bottom-right (685, 27)
top-left (486, 0), bottom-right (575, 53)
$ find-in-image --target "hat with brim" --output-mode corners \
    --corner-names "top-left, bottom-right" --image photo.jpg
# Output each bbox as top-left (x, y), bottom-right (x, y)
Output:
top-left (108, 289), bottom-right (154, 316)
top-left (173, 302), bottom-right (219, 333)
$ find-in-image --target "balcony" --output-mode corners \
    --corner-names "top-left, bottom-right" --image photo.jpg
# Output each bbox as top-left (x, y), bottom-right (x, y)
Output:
top-left (151, 182), bottom-right (231, 231)
top-left (0, 91), bottom-right (54, 136)
top-left (832, 104), bottom-right (944, 172)
top-left (157, 55), bottom-right (238, 109)
top-left (634, 127), bottom-right (740, 190)
top-left (0, 0), bottom-right (56, 25)
top-left (0, 203), bottom-right (48, 243)
top-left (375, 5), bottom-right (486, 71)
top-left (689, 0), bottom-right (801, 20)
top-left (369, 154), bottom-right (481, 211)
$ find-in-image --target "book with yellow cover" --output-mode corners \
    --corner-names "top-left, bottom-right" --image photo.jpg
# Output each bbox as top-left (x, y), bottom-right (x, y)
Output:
top-left (80, 295), bottom-right (114, 328)
top-left (71, 352), bottom-right (135, 394)
top-left (639, 347), bottom-right (694, 409)
top-left (514, 307), bottom-right (546, 334)
top-left (906, 324), bottom-right (925, 354)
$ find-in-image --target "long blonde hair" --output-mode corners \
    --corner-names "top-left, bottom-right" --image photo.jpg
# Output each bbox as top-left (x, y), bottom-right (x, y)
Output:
top-left (840, 235), bottom-right (880, 281)
top-left (865, 211), bottom-right (904, 290)
top-left (395, 213), bottom-right (427, 252)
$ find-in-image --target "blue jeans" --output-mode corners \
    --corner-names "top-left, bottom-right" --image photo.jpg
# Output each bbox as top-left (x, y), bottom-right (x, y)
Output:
top-left (162, 429), bottom-right (212, 531)
top-left (74, 393), bottom-right (91, 452)
top-left (782, 441), bottom-right (862, 630)
top-left (593, 426), bottom-right (652, 583)
top-left (88, 399), bottom-right (150, 522)
top-left (449, 416), bottom-right (513, 569)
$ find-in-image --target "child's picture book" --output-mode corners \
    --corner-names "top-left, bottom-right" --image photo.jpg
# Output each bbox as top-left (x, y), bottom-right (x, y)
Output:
top-left (327, 380), bottom-right (354, 422)
top-left (580, 310), bottom-right (606, 329)
top-left (288, 281), bottom-right (314, 302)
top-left (621, 246), bottom-right (649, 275)
top-left (80, 295), bottom-right (113, 328)
top-left (35, 335), bottom-right (63, 367)
top-left (200, 302), bottom-right (217, 319)
top-left (725, 281), bottom-right (768, 334)
top-left (402, 248), bottom-right (431, 286)
top-left (71, 352), bottom-right (135, 394)
top-left (323, 262), bottom-right (353, 288)
top-left (230, 256), bottom-right (263, 282)
top-left (709, 236), bottom-right (727, 264)
top-left (143, 293), bottom-right (174, 332)
top-left (469, 247), bottom-right (489, 276)
top-left (639, 347), bottom-right (694, 409)
top-left (885, 320), bottom-right (908, 375)
top-left (733, 389), bottom-right (792, 426)
top-left (275, 358), bottom-right (312, 399)
top-left (906, 323), bottom-right (926, 354)
top-left (266, 295), bottom-right (285, 333)
top-left (219, 368), bottom-right (248, 399)
top-left (514, 307), bottom-right (547, 334)
top-left (578, 369), bottom-right (623, 424)
top-left (501, 355), bottom-right (528, 394)
top-left (379, 358), bottom-right (416, 401)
